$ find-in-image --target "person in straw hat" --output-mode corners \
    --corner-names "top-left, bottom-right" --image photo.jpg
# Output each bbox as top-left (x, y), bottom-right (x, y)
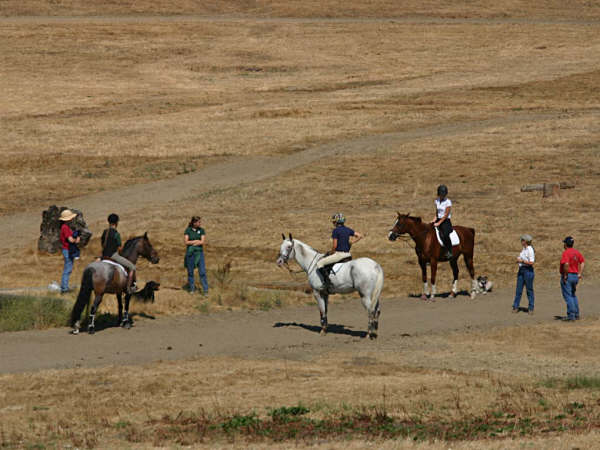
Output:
top-left (512, 234), bottom-right (535, 314)
top-left (59, 209), bottom-right (81, 294)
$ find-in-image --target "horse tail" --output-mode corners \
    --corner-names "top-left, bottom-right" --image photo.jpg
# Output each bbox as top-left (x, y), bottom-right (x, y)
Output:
top-left (71, 267), bottom-right (94, 326)
top-left (372, 264), bottom-right (384, 309)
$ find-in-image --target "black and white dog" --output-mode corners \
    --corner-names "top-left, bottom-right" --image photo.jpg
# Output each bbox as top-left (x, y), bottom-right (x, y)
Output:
top-left (475, 276), bottom-right (493, 294)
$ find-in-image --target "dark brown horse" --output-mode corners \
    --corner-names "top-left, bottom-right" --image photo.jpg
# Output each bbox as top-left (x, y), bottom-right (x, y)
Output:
top-left (388, 213), bottom-right (476, 300)
top-left (70, 233), bottom-right (160, 334)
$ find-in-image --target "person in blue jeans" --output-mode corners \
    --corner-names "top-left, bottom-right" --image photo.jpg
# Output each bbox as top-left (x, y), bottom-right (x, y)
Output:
top-left (560, 236), bottom-right (585, 321)
top-left (184, 216), bottom-right (208, 295)
top-left (512, 234), bottom-right (535, 314)
top-left (59, 209), bottom-right (81, 293)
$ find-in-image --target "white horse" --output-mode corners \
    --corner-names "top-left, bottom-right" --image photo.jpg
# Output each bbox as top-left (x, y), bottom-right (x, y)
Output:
top-left (276, 234), bottom-right (384, 339)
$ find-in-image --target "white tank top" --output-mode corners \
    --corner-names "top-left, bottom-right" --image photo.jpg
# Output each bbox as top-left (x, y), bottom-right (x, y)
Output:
top-left (435, 198), bottom-right (452, 219)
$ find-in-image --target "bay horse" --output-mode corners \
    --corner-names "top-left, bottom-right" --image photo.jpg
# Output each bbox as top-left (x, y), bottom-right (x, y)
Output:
top-left (388, 213), bottom-right (476, 300)
top-left (277, 234), bottom-right (384, 339)
top-left (70, 233), bottom-right (160, 334)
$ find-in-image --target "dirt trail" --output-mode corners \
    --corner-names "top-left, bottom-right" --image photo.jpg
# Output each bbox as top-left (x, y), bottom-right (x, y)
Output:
top-left (0, 283), bottom-right (596, 374)
top-left (1, 15), bottom-right (599, 26)
top-left (0, 112), bottom-right (568, 251)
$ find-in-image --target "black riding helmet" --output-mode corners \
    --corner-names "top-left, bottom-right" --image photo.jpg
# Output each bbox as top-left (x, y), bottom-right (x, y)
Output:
top-left (563, 236), bottom-right (574, 247)
top-left (108, 213), bottom-right (119, 224)
top-left (437, 184), bottom-right (448, 197)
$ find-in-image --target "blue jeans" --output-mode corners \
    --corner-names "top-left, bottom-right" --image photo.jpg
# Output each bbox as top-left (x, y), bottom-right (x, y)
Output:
top-left (513, 266), bottom-right (534, 311)
top-left (186, 252), bottom-right (208, 293)
top-left (560, 273), bottom-right (579, 319)
top-left (61, 249), bottom-right (74, 292)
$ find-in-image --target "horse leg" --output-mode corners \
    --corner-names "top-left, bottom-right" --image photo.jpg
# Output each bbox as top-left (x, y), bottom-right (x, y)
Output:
top-left (429, 260), bottom-right (438, 300)
top-left (365, 295), bottom-right (381, 340)
top-left (122, 293), bottom-right (132, 329)
top-left (117, 293), bottom-right (123, 326)
top-left (450, 258), bottom-right (459, 298)
top-left (313, 290), bottom-right (328, 335)
top-left (419, 259), bottom-right (429, 300)
top-left (88, 293), bottom-right (103, 334)
top-left (464, 252), bottom-right (477, 299)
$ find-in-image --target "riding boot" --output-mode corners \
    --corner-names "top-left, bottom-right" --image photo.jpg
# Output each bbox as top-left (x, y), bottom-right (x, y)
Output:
top-left (127, 270), bottom-right (138, 294)
top-left (318, 267), bottom-right (331, 293)
top-left (445, 247), bottom-right (453, 260)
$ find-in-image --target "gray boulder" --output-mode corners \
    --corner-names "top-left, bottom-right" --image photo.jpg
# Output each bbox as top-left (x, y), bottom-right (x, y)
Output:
top-left (38, 205), bottom-right (92, 254)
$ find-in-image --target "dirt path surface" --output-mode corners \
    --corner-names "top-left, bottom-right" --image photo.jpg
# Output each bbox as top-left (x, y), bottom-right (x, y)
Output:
top-left (0, 111), bottom-right (570, 250)
top-left (1, 15), bottom-right (599, 25)
top-left (1, 283), bottom-right (596, 374)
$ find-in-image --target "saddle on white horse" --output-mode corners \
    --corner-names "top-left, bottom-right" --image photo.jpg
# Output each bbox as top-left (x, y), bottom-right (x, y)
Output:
top-left (102, 259), bottom-right (127, 277)
top-left (435, 228), bottom-right (460, 247)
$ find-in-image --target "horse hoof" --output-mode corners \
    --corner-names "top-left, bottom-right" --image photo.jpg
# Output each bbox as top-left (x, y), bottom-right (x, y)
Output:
top-left (122, 321), bottom-right (131, 329)
top-left (368, 332), bottom-right (378, 340)
top-left (470, 292), bottom-right (477, 299)
top-left (70, 328), bottom-right (79, 335)
top-left (320, 328), bottom-right (327, 336)
top-left (450, 291), bottom-right (457, 298)
top-left (88, 326), bottom-right (95, 335)
top-left (420, 294), bottom-right (428, 301)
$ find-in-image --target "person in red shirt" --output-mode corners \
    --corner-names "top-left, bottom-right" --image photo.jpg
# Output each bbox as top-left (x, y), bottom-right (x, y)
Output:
top-left (59, 209), bottom-right (81, 294)
top-left (559, 236), bottom-right (585, 321)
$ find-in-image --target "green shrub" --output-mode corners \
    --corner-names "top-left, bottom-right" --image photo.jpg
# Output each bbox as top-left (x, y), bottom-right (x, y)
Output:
top-left (0, 294), bottom-right (70, 332)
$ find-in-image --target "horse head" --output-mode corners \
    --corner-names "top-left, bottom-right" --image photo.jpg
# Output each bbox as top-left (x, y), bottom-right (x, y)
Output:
top-left (388, 212), bottom-right (410, 241)
top-left (140, 232), bottom-right (160, 264)
top-left (276, 233), bottom-right (294, 267)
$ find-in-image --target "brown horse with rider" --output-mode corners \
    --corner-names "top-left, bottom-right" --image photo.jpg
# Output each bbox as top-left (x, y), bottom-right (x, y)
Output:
top-left (388, 213), bottom-right (476, 300)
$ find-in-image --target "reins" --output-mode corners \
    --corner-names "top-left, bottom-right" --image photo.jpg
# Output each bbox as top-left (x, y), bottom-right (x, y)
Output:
top-left (280, 244), bottom-right (320, 277)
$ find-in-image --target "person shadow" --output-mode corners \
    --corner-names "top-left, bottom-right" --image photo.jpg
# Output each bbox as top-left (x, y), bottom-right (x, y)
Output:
top-left (273, 321), bottom-right (367, 338)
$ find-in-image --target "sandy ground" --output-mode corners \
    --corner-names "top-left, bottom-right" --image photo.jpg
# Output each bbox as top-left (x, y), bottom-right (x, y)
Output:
top-left (1, 282), bottom-right (596, 374)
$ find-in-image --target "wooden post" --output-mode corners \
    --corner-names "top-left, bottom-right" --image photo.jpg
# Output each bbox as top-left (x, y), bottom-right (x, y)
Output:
top-left (542, 183), bottom-right (560, 198)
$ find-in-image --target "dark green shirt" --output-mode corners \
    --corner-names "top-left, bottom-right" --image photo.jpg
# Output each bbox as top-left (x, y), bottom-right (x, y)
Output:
top-left (185, 227), bottom-right (205, 255)
top-left (101, 227), bottom-right (122, 258)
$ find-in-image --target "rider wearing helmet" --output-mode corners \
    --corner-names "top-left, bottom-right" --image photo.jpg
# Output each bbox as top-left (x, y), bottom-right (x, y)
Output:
top-left (316, 213), bottom-right (363, 290)
top-left (433, 185), bottom-right (454, 259)
top-left (101, 213), bottom-right (137, 294)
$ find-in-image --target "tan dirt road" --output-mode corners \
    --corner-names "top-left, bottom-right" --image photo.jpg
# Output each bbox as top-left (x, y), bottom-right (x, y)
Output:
top-left (1, 283), bottom-right (596, 374)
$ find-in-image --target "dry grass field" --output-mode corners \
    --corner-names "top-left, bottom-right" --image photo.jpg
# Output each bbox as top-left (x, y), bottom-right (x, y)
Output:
top-left (1, 0), bottom-right (600, 447)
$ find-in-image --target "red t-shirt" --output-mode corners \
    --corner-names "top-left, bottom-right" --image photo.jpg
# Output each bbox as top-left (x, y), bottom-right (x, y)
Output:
top-left (560, 248), bottom-right (584, 274)
top-left (60, 223), bottom-right (73, 250)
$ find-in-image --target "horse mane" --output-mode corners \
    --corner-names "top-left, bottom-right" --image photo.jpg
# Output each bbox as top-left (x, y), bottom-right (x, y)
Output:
top-left (122, 236), bottom-right (142, 255)
top-left (398, 213), bottom-right (423, 223)
top-left (293, 238), bottom-right (321, 256)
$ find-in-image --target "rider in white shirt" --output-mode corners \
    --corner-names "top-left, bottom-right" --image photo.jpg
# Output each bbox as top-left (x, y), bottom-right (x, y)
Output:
top-left (432, 184), bottom-right (453, 259)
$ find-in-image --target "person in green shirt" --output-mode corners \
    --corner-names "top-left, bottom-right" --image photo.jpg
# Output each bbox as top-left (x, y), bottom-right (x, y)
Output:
top-left (184, 216), bottom-right (208, 295)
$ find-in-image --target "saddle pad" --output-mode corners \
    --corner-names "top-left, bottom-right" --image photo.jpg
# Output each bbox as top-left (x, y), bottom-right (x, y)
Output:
top-left (102, 259), bottom-right (127, 276)
top-left (331, 262), bottom-right (346, 274)
top-left (435, 228), bottom-right (460, 247)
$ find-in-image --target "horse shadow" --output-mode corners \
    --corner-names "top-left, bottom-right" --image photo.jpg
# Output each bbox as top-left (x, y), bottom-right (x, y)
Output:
top-left (273, 322), bottom-right (367, 338)
top-left (408, 289), bottom-right (471, 299)
top-left (74, 312), bottom-right (156, 333)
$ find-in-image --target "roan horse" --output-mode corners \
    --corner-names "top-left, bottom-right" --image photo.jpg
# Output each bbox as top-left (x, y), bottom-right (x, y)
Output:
top-left (388, 213), bottom-right (477, 300)
top-left (70, 233), bottom-right (160, 334)
top-left (277, 234), bottom-right (384, 339)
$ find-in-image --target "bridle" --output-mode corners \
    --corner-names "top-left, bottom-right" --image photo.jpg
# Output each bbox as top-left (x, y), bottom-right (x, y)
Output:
top-left (390, 216), bottom-right (431, 249)
top-left (279, 237), bottom-right (320, 275)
